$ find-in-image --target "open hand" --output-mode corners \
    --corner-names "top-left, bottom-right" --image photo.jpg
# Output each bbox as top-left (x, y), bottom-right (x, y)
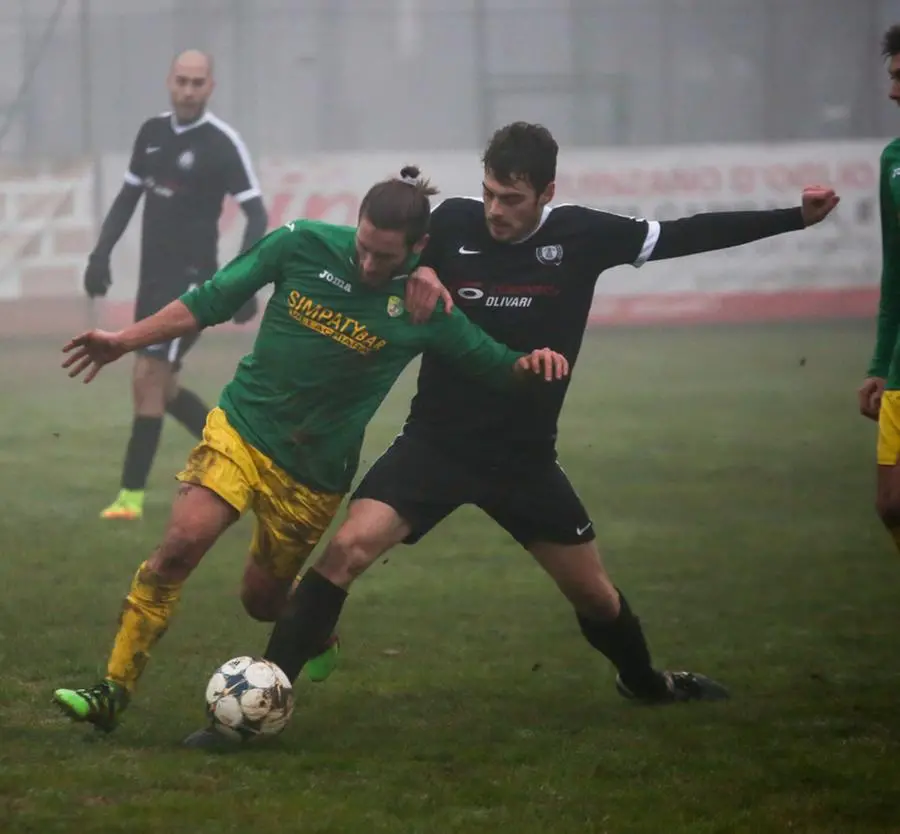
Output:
top-left (62, 329), bottom-right (127, 383)
top-left (514, 347), bottom-right (569, 382)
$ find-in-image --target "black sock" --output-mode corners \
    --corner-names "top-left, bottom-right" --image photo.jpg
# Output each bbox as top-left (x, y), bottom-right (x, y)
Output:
top-left (165, 388), bottom-right (209, 439)
top-left (264, 569), bottom-right (348, 684)
top-left (577, 590), bottom-right (668, 698)
top-left (121, 416), bottom-right (164, 490)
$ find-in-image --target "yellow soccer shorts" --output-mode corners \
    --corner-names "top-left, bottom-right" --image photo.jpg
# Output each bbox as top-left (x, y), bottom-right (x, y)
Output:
top-left (176, 407), bottom-right (344, 581)
top-left (877, 390), bottom-right (900, 466)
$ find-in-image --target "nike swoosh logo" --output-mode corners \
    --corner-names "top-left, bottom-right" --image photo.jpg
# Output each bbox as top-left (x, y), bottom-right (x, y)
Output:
top-left (146, 146), bottom-right (160, 153)
top-left (576, 523), bottom-right (592, 536)
top-left (458, 246), bottom-right (480, 255)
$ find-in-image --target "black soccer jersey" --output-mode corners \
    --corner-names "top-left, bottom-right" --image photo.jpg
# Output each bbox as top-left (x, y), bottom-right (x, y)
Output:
top-left (123, 111), bottom-right (261, 281)
top-left (405, 197), bottom-right (660, 465)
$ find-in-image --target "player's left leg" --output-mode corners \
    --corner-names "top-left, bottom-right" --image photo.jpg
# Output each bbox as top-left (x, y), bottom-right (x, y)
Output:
top-left (238, 461), bottom-right (344, 686)
top-left (182, 434), bottom-right (469, 749)
top-left (181, 452), bottom-right (347, 751)
top-left (182, 497), bottom-right (406, 749)
top-left (479, 461), bottom-right (729, 705)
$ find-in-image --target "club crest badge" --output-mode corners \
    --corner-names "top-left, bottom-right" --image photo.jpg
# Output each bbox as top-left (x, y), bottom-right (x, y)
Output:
top-left (536, 244), bottom-right (563, 266)
top-left (387, 295), bottom-right (405, 317)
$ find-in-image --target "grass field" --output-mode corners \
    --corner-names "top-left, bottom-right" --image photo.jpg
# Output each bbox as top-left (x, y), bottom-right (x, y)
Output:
top-left (1, 321), bottom-right (899, 834)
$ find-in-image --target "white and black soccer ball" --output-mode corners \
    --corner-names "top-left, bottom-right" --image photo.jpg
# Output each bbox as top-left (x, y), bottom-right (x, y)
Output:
top-left (205, 656), bottom-right (294, 742)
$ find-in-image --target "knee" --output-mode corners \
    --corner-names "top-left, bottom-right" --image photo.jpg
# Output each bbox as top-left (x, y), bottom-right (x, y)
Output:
top-left (239, 564), bottom-right (289, 622)
top-left (147, 523), bottom-right (211, 581)
top-left (240, 585), bottom-right (284, 622)
top-left (316, 529), bottom-right (380, 587)
top-left (133, 359), bottom-right (169, 415)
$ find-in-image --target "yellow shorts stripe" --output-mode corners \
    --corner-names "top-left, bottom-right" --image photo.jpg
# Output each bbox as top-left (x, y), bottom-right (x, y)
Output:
top-left (877, 390), bottom-right (900, 466)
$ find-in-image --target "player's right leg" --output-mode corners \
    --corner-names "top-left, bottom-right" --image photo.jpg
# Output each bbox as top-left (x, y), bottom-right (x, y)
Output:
top-left (54, 408), bottom-right (253, 731)
top-left (874, 389), bottom-right (900, 551)
top-left (54, 483), bottom-right (239, 731)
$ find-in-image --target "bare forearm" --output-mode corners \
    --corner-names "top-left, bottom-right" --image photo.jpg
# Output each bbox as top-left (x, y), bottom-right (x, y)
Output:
top-left (119, 300), bottom-right (199, 352)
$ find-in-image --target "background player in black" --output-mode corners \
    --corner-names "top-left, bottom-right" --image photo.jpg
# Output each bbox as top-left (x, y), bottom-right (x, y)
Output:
top-left (250, 123), bottom-right (839, 711)
top-left (83, 50), bottom-right (268, 520)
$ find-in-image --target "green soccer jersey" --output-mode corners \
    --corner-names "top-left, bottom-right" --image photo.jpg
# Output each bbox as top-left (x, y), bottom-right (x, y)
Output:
top-left (868, 138), bottom-right (900, 388)
top-left (180, 219), bottom-right (525, 494)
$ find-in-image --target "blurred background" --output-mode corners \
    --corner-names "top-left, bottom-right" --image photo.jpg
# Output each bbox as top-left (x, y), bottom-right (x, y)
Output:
top-left (0, 0), bottom-right (895, 324)
top-left (3, 9), bottom-right (899, 830)
top-left (3, 0), bottom-right (900, 158)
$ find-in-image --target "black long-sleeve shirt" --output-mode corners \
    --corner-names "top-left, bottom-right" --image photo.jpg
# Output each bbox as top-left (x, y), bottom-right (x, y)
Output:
top-left (406, 197), bottom-right (806, 466)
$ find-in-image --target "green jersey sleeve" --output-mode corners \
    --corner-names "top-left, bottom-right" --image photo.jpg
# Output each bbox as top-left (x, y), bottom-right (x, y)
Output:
top-left (868, 149), bottom-right (900, 378)
top-left (180, 224), bottom-right (294, 328)
top-left (421, 304), bottom-right (525, 385)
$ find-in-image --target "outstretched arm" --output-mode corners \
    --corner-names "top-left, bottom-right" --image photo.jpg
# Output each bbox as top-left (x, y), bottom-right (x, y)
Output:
top-left (649, 187), bottom-right (839, 262)
top-left (62, 300), bottom-right (199, 383)
top-left (63, 224), bottom-right (295, 383)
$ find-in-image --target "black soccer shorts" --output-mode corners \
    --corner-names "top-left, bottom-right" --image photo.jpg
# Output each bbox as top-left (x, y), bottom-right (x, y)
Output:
top-left (135, 330), bottom-right (200, 372)
top-left (134, 269), bottom-right (207, 371)
top-left (352, 431), bottom-right (596, 547)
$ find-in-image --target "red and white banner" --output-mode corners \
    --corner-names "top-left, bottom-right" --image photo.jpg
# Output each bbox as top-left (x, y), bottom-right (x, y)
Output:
top-left (0, 140), bottom-right (887, 332)
top-left (209, 141), bottom-right (885, 324)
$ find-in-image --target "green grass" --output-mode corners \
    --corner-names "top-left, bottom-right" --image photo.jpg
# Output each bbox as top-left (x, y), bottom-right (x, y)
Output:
top-left (1, 321), bottom-right (899, 834)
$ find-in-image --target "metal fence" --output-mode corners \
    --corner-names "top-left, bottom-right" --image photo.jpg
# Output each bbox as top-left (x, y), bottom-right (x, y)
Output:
top-left (2, 0), bottom-right (900, 163)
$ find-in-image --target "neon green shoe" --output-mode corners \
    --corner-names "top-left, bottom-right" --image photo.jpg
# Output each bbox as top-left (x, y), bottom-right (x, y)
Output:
top-left (100, 489), bottom-right (144, 520)
top-left (52, 680), bottom-right (130, 733)
top-left (304, 634), bottom-right (340, 683)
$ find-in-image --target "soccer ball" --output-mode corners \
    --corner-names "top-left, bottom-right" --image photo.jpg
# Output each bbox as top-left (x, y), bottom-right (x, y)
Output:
top-left (205, 656), bottom-right (294, 741)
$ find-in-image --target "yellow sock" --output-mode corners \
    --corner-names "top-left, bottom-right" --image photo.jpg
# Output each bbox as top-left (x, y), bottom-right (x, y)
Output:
top-left (106, 561), bottom-right (183, 693)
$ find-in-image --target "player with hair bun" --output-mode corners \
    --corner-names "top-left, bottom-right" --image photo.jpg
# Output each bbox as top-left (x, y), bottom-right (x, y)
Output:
top-left (53, 167), bottom-right (570, 735)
